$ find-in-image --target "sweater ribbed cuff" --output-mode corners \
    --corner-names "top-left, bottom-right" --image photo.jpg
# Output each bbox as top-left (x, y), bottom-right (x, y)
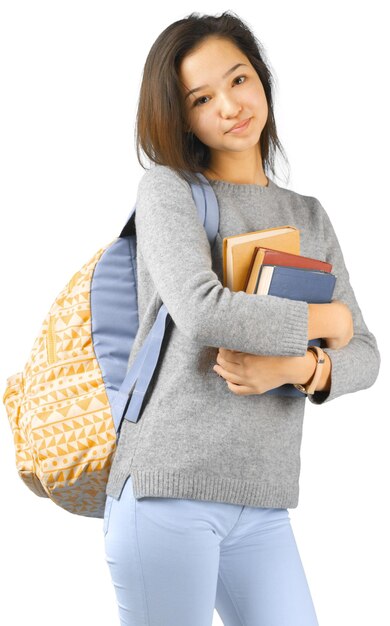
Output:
top-left (278, 298), bottom-right (309, 356)
top-left (308, 345), bottom-right (349, 405)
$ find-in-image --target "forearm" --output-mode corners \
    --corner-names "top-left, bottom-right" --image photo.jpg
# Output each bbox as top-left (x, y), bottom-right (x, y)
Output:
top-left (307, 303), bottom-right (335, 341)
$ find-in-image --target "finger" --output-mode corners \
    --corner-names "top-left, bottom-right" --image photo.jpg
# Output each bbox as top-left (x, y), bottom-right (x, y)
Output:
top-left (213, 364), bottom-right (243, 386)
top-left (226, 380), bottom-right (255, 396)
top-left (220, 348), bottom-right (242, 356)
top-left (217, 352), bottom-right (242, 367)
top-left (219, 348), bottom-right (237, 359)
top-left (214, 366), bottom-right (258, 395)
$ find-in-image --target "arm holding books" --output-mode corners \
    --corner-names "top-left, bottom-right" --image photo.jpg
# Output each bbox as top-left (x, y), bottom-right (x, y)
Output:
top-left (291, 299), bottom-right (353, 393)
top-left (215, 201), bottom-right (380, 403)
top-left (214, 299), bottom-right (352, 395)
top-left (136, 166), bottom-right (379, 403)
top-left (308, 300), bottom-right (354, 349)
top-left (305, 202), bottom-right (380, 404)
top-left (301, 298), bottom-right (354, 394)
top-left (135, 166), bottom-right (310, 358)
top-left (213, 346), bottom-right (333, 395)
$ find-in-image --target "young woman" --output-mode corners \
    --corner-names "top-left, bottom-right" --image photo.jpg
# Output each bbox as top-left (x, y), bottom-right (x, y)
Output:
top-left (102, 11), bottom-right (380, 626)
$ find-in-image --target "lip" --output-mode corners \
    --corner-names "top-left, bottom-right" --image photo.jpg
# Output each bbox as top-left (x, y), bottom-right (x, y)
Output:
top-left (226, 117), bottom-right (252, 133)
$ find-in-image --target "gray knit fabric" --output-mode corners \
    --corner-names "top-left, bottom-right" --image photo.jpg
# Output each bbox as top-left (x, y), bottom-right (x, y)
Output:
top-left (105, 164), bottom-right (380, 508)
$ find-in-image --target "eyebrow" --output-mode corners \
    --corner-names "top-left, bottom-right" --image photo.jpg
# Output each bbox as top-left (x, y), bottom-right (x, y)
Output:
top-left (184, 63), bottom-right (249, 100)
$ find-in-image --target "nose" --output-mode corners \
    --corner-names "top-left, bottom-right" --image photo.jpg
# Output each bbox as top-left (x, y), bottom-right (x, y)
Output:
top-left (218, 92), bottom-right (242, 119)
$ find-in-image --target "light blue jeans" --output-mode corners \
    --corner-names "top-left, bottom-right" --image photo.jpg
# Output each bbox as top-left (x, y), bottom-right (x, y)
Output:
top-left (103, 475), bottom-right (319, 626)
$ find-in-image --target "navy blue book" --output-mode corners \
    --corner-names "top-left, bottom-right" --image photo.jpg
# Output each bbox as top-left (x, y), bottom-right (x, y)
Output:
top-left (261, 265), bottom-right (337, 397)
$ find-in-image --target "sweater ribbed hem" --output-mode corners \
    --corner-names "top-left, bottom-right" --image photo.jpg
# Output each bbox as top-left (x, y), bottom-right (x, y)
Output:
top-left (106, 467), bottom-right (299, 509)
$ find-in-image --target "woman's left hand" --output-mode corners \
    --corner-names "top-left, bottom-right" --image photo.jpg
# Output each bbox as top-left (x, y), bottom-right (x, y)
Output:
top-left (213, 347), bottom-right (301, 396)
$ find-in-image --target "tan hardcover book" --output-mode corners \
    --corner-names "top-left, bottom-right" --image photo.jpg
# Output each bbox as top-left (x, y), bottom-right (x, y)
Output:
top-left (245, 248), bottom-right (269, 294)
top-left (222, 225), bottom-right (300, 292)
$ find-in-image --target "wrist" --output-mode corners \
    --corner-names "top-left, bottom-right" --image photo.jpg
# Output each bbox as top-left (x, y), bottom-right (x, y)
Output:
top-left (286, 350), bottom-right (317, 385)
top-left (292, 348), bottom-right (332, 394)
top-left (315, 351), bottom-right (332, 392)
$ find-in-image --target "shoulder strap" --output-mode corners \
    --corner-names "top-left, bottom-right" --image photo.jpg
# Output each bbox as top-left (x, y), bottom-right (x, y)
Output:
top-left (118, 172), bottom-right (218, 242)
top-left (111, 173), bottom-right (219, 435)
top-left (188, 172), bottom-right (219, 249)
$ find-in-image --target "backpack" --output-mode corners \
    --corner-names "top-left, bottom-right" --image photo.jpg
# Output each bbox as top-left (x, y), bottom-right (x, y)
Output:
top-left (2, 171), bottom-right (307, 520)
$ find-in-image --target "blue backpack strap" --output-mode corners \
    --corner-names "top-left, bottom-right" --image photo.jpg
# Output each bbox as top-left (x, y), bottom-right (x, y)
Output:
top-left (188, 172), bottom-right (219, 249)
top-left (118, 172), bottom-right (217, 242)
top-left (111, 304), bottom-right (172, 432)
top-left (112, 172), bottom-right (219, 435)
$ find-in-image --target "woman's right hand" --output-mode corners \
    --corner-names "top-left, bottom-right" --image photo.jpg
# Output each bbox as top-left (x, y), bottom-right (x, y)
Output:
top-left (324, 299), bottom-right (354, 350)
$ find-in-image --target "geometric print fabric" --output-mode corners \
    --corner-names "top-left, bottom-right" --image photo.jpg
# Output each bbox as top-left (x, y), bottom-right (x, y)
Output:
top-left (3, 242), bottom-right (118, 518)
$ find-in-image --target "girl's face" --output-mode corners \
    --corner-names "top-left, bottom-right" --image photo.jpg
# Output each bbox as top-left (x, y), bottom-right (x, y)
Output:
top-left (179, 37), bottom-right (268, 157)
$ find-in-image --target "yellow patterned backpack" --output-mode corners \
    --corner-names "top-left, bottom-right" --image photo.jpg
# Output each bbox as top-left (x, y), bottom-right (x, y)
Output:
top-left (2, 173), bottom-right (220, 518)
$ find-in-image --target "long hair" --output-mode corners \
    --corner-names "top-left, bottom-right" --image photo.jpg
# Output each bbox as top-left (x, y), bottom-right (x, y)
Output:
top-left (135, 10), bottom-right (290, 185)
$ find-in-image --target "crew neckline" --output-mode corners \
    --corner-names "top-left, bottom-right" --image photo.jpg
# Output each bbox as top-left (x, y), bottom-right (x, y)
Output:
top-left (204, 176), bottom-right (276, 192)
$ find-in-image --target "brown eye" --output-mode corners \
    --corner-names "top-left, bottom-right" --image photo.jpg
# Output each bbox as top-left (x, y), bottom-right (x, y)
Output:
top-left (194, 96), bottom-right (209, 107)
top-left (193, 75), bottom-right (247, 107)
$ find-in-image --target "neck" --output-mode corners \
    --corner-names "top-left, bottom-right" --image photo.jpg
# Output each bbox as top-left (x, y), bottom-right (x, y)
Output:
top-left (203, 144), bottom-right (268, 186)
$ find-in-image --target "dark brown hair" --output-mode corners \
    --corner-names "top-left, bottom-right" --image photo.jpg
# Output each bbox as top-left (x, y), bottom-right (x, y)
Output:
top-left (135, 10), bottom-right (289, 185)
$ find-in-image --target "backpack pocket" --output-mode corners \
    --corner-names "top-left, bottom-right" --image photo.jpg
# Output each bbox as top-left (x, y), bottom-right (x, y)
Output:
top-left (3, 372), bottom-right (48, 498)
top-left (3, 371), bottom-right (23, 425)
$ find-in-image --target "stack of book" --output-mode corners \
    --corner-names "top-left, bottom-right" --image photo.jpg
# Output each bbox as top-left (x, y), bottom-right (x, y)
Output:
top-left (222, 225), bottom-right (336, 397)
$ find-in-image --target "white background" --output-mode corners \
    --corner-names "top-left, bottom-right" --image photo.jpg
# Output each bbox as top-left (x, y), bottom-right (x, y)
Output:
top-left (0, 1), bottom-right (389, 624)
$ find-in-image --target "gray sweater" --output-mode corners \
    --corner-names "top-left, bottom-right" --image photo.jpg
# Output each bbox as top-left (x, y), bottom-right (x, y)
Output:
top-left (105, 164), bottom-right (380, 508)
